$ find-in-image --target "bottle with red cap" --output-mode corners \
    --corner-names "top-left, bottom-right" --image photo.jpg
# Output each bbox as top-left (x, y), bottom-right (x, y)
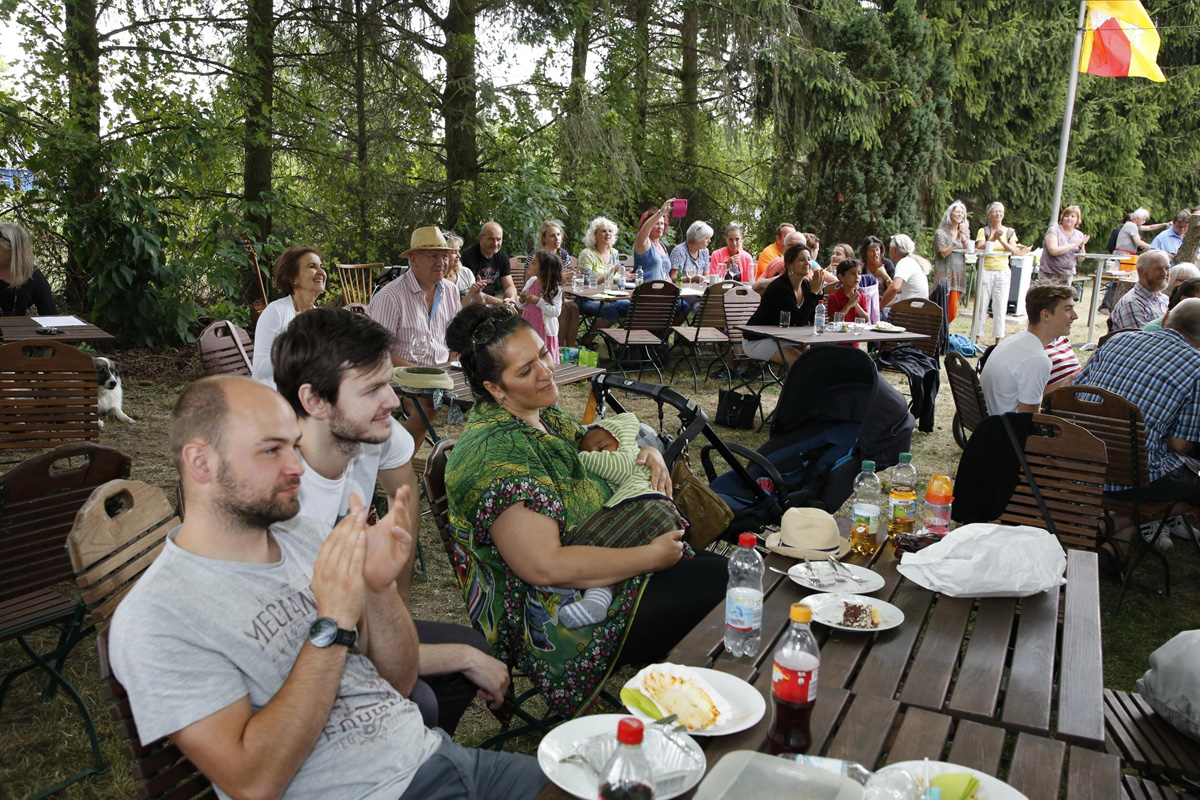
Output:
top-left (598, 717), bottom-right (655, 800)
top-left (922, 474), bottom-right (954, 536)
top-left (724, 532), bottom-right (764, 657)
top-left (768, 602), bottom-right (820, 755)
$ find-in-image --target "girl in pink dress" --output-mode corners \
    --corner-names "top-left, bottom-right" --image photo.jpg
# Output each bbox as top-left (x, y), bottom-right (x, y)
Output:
top-left (519, 249), bottom-right (564, 353)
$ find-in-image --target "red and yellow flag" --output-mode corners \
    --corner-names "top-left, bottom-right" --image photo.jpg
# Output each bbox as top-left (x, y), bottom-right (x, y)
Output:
top-left (1079, 0), bottom-right (1166, 82)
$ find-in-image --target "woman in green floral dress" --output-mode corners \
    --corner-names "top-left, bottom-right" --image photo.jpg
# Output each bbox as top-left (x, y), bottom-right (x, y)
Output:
top-left (443, 305), bottom-right (728, 720)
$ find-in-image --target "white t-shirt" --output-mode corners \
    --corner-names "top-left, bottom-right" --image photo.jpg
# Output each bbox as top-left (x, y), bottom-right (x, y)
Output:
top-left (251, 296), bottom-right (297, 390)
top-left (980, 330), bottom-right (1052, 415)
top-left (893, 255), bottom-right (930, 304)
top-left (297, 417), bottom-right (415, 530)
top-left (109, 516), bottom-right (441, 800)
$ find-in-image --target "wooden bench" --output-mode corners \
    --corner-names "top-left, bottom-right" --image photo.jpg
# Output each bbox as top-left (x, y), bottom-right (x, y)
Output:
top-left (1106, 688), bottom-right (1200, 786)
top-left (1122, 775), bottom-right (1198, 800)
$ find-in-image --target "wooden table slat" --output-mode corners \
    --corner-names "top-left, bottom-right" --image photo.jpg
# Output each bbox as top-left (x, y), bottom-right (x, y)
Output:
top-left (825, 693), bottom-right (901, 766)
top-left (1001, 589), bottom-right (1060, 735)
top-left (946, 719), bottom-right (1007, 777)
top-left (882, 706), bottom-right (954, 766)
top-left (896, 595), bottom-right (973, 711)
top-left (1058, 552), bottom-right (1106, 748)
top-left (0, 316), bottom-right (115, 343)
top-left (945, 597), bottom-right (1018, 720)
top-left (817, 548), bottom-right (906, 689)
top-left (847, 582), bottom-right (935, 700)
top-left (1066, 744), bottom-right (1122, 800)
top-left (1007, 733), bottom-right (1068, 800)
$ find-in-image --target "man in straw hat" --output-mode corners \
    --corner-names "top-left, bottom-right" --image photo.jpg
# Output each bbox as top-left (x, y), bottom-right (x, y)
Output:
top-left (369, 225), bottom-right (470, 441)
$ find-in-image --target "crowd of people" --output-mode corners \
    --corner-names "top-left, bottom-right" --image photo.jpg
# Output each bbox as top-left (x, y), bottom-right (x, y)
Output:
top-left (7, 195), bottom-right (1200, 799)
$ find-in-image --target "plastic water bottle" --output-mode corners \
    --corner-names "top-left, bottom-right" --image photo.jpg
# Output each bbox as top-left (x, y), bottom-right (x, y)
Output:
top-left (635, 266), bottom-right (644, 286)
top-left (849, 461), bottom-right (885, 555)
top-left (598, 718), bottom-right (655, 800)
top-left (724, 532), bottom-right (764, 657)
top-left (814, 301), bottom-right (827, 334)
top-left (923, 474), bottom-right (954, 536)
top-left (618, 268), bottom-right (627, 290)
top-left (767, 603), bottom-right (820, 755)
top-left (887, 453), bottom-right (919, 538)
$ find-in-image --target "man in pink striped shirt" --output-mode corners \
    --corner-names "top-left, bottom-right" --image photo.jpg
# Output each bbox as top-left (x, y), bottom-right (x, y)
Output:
top-left (370, 226), bottom-right (475, 441)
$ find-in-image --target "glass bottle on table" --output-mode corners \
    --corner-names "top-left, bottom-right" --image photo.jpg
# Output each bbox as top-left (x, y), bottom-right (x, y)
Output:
top-left (598, 718), bottom-right (656, 800)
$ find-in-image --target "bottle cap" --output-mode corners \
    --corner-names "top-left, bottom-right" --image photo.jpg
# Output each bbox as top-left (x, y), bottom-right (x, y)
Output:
top-left (616, 717), bottom-right (644, 745)
top-left (862, 460), bottom-right (876, 471)
top-left (790, 603), bottom-right (813, 623)
top-left (738, 532), bottom-right (758, 547)
top-left (925, 474), bottom-right (954, 504)
top-left (899, 453), bottom-right (912, 463)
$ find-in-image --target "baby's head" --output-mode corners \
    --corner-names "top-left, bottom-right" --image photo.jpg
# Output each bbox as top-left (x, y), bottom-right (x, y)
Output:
top-left (580, 426), bottom-right (620, 453)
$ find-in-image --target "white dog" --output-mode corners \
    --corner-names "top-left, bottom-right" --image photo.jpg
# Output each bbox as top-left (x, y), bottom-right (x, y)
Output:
top-left (95, 356), bottom-right (136, 427)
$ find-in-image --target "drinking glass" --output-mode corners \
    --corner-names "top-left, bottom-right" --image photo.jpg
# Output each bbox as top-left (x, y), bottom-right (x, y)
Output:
top-left (833, 312), bottom-right (845, 328)
top-left (685, 262), bottom-right (697, 282)
top-left (409, 337), bottom-right (429, 365)
top-left (779, 311), bottom-right (791, 328)
top-left (573, 271), bottom-right (583, 292)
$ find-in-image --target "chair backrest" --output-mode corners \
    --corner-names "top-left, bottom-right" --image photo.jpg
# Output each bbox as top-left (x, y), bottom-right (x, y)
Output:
top-left (419, 439), bottom-right (471, 591)
top-left (623, 280), bottom-right (680, 332)
top-left (335, 263), bottom-right (382, 306)
top-left (1043, 384), bottom-right (1151, 491)
top-left (68, 480), bottom-right (206, 798)
top-left (0, 340), bottom-right (100, 450)
top-left (693, 280), bottom-right (740, 329)
top-left (508, 256), bottom-right (527, 289)
top-left (197, 320), bottom-right (253, 376)
top-left (1000, 413), bottom-right (1108, 551)
top-left (1096, 327), bottom-right (1138, 352)
top-left (721, 285), bottom-right (761, 346)
top-left (619, 253), bottom-right (633, 268)
top-left (344, 302), bottom-right (370, 316)
top-left (944, 351), bottom-right (989, 435)
top-left (887, 298), bottom-right (943, 358)
top-left (0, 444), bottom-right (131, 605)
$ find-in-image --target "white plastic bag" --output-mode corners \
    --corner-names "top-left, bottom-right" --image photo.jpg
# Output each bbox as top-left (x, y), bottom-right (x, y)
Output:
top-left (1139, 630), bottom-right (1200, 743)
top-left (896, 523), bottom-right (1066, 598)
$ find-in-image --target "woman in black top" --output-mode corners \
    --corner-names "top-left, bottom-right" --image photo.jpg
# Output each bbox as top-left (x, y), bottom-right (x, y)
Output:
top-left (0, 223), bottom-right (57, 316)
top-left (742, 243), bottom-right (822, 368)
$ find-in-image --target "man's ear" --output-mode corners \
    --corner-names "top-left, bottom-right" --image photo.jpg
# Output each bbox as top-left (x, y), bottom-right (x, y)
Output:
top-left (181, 441), bottom-right (215, 485)
top-left (298, 384), bottom-right (332, 419)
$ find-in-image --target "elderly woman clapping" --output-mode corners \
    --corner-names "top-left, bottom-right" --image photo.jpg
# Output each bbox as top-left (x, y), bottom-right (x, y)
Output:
top-left (933, 201), bottom-right (970, 322)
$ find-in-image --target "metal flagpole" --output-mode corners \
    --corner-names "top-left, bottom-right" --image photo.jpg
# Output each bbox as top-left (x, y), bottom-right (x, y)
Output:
top-left (1050, 0), bottom-right (1089, 227)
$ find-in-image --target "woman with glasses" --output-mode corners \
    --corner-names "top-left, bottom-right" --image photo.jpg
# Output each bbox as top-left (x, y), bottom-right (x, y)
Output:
top-left (442, 304), bottom-right (727, 721)
top-left (0, 222), bottom-right (57, 316)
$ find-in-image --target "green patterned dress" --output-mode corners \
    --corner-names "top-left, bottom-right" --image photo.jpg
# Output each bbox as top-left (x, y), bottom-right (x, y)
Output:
top-left (444, 401), bottom-right (649, 719)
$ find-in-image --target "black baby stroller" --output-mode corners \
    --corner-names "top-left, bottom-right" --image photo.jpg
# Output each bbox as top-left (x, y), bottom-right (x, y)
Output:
top-left (703, 345), bottom-right (915, 534)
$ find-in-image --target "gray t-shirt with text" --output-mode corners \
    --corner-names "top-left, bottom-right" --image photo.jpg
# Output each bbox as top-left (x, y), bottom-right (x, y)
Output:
top-left (109, 515), bottom-right (441, 800)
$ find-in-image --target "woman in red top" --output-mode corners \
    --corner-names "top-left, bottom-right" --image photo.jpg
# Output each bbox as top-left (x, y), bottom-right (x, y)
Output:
top-left (824, 259), bottom-right (871, 347)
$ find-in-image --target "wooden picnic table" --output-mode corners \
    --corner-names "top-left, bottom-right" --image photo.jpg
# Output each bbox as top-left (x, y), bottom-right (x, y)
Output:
top-left (566, 284), bottom-right (708, 301)
top-left (0, 315), bottom-right (115, 344)
top-left (537, 543), bottom-right (1111, 799)
top-left (735, 323), bottom-right (929, 348)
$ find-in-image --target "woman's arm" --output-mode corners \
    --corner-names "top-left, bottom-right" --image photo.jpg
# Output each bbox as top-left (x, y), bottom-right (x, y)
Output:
top-left (490, 503), bottom-right (684, 589)
top-left (634, 199), bottom-right (673, 254)
top-left (935, 230), bottom-right (957, 259)
top-left (1044, 229), bottom-right (1072, 257)
top-left (1000, 228), bottom-right (1021, 254)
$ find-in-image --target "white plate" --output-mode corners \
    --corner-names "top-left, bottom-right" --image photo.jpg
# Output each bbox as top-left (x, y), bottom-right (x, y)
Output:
top-left (800, 593), bottom-right (904, 632)
top-left (872, 323), bottom-right (907, 332)
top-left (623, 666), bottom-right (766, 736)
top-left (882, 760), bottom-right (1030, 800)
top-left (537, 714), bottom-right (706, 800)
top-left (787, 562), bottom-right (885, 595)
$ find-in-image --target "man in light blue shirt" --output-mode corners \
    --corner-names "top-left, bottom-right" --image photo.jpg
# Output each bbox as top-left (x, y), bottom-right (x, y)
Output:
top-left (1150, 209), bottom-right (1190, 262)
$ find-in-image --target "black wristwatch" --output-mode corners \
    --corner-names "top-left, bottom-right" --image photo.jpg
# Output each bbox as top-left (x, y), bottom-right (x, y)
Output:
top-left (308, 617), bottom-right (357, 649)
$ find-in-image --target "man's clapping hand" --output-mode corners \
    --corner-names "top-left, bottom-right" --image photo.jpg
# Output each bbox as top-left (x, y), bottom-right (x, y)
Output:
top-left (350, 489), bottom-right (417, 594)
top-left (312, 507), bottom-right (368, 630)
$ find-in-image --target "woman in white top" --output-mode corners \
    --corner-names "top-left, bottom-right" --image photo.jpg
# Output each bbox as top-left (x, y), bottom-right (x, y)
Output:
top-left (252, 247), bottom-right (326, 389)
top-left (443, 231), bottom-right (481, 298)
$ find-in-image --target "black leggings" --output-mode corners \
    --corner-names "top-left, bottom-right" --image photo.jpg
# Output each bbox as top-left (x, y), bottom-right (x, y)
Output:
top-left (410, 619), bottom-right (492, 734)
top-left (617, 549), bottom-right (729, 666)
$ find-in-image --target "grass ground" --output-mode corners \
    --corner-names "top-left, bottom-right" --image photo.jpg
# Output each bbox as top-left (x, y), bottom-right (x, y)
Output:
top-left (3, 283), bottom-right (1199, 798)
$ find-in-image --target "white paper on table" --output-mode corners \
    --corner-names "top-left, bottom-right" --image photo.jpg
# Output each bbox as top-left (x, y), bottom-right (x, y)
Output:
top-left (31, 316), bottom-right (87, 327)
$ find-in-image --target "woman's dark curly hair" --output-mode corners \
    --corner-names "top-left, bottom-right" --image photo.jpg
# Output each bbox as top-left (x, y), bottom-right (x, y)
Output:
top-left (445, 304), bottom-right (533, 402)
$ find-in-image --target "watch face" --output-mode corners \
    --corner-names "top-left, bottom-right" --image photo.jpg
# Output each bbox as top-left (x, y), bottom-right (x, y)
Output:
top-left (309, 617), bottom-right (338, 648)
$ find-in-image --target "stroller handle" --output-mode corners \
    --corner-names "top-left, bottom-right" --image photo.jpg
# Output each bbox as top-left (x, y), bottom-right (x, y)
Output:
top-left (589, 374), bottom-right (705, 422)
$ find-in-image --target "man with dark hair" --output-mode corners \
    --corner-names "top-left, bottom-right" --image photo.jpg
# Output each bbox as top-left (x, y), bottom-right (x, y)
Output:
top-left (980, 282), bottom-right (1077, 414)
top-left (111, 376), bottom-right (546, 800)
top-left (756, 222), bottom-right (795, 277)
top-left (1150, 209), bottom-right (1191, 262)
top-left (273, 308), bottom-right (510, 734)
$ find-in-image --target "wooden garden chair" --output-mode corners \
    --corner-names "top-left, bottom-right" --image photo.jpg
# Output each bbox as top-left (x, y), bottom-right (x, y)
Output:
top-left (597, 280), bottom-right (679, 383)
top-left (196, 320), bottom-right (252, 376)
top-left (66, 480), bottom-right (210, 799)
top-left (668, 279), bottom-right (740, 391)
top-left (885, 297), bottom-right (943, 359)
top-left (1097, 327), bottom-right (1139, 351)
top-left (344, 302), bottom-right (370, 316)
top-left (1043, 385), bottom-right (1194, 612)
top-left (718, 284), bottom-right (762, 389)
top-left (0, 339), bottom-right (100, 451)
top-left (0, 444), bottom-right (133, 796)
top-left (945, 350), bottom-right (988, 448)
top-left (335, 262), bottom-right (382, 306)
top-left (508, 255), bottom-right (527, 289)
top-left (1106, 689), bottom-right (1200, 790)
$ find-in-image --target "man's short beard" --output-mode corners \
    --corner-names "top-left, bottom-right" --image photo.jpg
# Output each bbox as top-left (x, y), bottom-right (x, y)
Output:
top-left (329, 404), bottom-right (390, 450)
top-left (215, 462), bottom-right (299, 529)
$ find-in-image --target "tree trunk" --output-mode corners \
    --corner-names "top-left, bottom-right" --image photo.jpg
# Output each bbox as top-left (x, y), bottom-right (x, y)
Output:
top-left (443, 0), bottom-right (478, 231)
top-left (243, 0), bottom-right (274, 240)
top-left (562, 4), bottom-right (593, 232)
top-left (631, 0), bottom-right (650, 173)
top-left (1175, 217), bottom-right (1200, 266)
top-left (354, 0), bottom-right (370, 247)
top-left (679, 3), bottom-right (700, 195)
top-left (63, 0), bottom-right (102, 310)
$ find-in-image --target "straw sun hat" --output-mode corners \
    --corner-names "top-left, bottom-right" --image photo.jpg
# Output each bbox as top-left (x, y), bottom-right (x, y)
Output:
top-left (764, 507), bottom-right (851, 560)
top-left (399, 226), bottom-right (457, 259)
